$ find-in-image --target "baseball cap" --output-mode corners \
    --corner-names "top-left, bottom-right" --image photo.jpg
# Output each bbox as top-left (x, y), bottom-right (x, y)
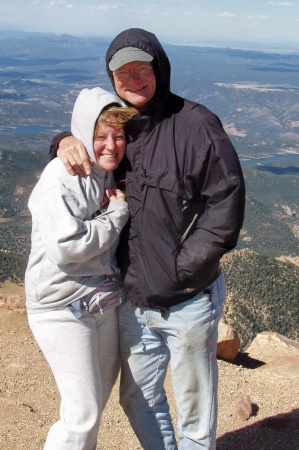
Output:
top-left (109, 46), bottom-right (153, 71)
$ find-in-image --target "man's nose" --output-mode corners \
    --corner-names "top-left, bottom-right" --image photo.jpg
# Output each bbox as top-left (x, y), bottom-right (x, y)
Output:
top-left (129, 70), bottom-right (141, 81)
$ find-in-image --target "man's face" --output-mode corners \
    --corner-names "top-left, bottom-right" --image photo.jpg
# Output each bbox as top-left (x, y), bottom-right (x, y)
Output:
top-left (112, 61), bottom-right (156, 109)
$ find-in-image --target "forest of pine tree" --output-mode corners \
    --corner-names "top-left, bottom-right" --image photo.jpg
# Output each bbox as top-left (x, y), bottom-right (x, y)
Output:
top-left (221, 250), bottom-right (299, 349)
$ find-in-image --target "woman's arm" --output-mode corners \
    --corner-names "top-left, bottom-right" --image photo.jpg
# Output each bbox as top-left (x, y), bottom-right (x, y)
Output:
top-left (36, 185), bottom-right (129, 266)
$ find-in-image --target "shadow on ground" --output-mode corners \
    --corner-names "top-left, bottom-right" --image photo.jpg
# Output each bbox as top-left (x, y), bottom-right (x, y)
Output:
top-left (233, 352), bottom-right (266, 369)
top-left (217, 409), bottom-right (299, 450)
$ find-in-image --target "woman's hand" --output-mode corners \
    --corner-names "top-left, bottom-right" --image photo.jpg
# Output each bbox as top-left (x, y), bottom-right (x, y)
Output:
top-left (57, 136), bottom-right (93, 176)
top-left (101, 189), bottom-right (126, 207)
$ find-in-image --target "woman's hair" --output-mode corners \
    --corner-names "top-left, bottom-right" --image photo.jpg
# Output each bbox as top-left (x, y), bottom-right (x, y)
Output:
top-left (94, 104), bottom-right (137, 134)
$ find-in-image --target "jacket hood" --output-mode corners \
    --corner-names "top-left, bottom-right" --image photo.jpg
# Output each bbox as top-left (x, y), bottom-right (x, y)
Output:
top-left (71, 87), bottom-right (124, 166)
top-left (106, 28), bottom-right (171, 110)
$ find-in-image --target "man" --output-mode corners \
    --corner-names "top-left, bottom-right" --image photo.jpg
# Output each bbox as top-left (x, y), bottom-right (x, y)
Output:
top-left (50, 28), bottom-right (245, 450)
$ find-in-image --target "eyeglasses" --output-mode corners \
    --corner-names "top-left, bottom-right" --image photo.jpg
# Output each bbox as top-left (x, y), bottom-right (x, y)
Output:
top-left (113, 64), bottom-right (153, 81)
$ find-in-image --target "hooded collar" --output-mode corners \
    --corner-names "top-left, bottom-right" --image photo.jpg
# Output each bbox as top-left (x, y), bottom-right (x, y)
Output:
top-left (106, 28), bottom-right (171, 112)
top-left (70, 87), bottom-right (124, 169)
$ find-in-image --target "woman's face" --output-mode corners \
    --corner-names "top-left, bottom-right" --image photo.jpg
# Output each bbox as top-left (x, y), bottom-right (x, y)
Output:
top-left (93, 122), bottom-right (126, 172)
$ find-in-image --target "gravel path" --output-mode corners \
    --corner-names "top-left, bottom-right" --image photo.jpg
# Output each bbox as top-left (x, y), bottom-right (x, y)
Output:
top-left (0, 307), bottom-right (298, 449)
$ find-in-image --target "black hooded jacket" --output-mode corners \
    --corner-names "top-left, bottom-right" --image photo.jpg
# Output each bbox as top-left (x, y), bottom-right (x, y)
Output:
top-left (50, 28), bottom-right (245, 309)
top-left (106, 28), bottom-right (245, 308)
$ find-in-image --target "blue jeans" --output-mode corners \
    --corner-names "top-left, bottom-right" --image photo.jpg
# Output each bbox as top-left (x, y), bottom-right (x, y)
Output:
top-left (118, 271), bottom-right (226, 450)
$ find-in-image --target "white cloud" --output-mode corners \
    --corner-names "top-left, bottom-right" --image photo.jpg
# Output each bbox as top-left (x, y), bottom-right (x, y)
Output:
top-left (266, 2), bottom-right (293, 6)
top-left (96, 4), bottom-right (125, 11)
top-left (215, 12), bottom-right (236, 18)
top-left (247, 15), bottom-right (267, 20)
top-left (183, 11), bottom-right (194, 16)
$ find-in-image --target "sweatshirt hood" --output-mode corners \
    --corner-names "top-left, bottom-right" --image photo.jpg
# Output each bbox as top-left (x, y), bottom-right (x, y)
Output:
top-left (106, 28), bottom-right (171, 110)
top-left (71, 87), bottom-right (124, 166)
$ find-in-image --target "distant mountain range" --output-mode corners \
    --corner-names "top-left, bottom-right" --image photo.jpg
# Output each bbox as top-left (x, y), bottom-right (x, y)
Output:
top-left (0, 31), bottom-right (298, 346)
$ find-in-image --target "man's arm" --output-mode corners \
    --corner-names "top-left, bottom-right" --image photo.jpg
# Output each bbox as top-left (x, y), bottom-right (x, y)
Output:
top-left (49, 131), bottom-right (72, 160)
top-left (177, 137), bottom-right (245, 282)
top-left (49, 132), bottom-right (93, 176)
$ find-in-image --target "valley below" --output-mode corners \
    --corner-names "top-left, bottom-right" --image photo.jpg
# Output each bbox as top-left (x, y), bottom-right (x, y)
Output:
top-left (0, 30), bottom-right (299, 449)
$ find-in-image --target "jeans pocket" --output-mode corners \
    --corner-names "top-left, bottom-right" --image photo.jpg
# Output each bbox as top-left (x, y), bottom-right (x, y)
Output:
top-left (216, 271), bottom-right (226, 307)
top-left (209, 271), bottom-right (226, 309)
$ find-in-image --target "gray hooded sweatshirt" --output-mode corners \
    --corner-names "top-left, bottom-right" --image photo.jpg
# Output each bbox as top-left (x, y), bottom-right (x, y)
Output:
top-left (25, 87), bottom-right (129, 313)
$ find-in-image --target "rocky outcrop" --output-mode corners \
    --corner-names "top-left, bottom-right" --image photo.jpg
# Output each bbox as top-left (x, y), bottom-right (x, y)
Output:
top-left (0, 294), bottom-right (26, 313)
top-left (247, 331), bottom-right (299, 358)
top-left (260, 356), bottom-right (299, 380)
top-left (246, 332), bottom-right (299, 381)
top-left (217, 320), bottom-right (240, 362)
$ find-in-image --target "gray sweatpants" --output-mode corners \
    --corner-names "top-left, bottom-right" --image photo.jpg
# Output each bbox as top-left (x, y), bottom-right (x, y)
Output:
top-left (28, 306), bottom-right (120, 450)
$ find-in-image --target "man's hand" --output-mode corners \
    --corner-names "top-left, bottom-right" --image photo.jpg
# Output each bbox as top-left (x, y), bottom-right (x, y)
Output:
top-left (57, 136), bottom-right (93, 176)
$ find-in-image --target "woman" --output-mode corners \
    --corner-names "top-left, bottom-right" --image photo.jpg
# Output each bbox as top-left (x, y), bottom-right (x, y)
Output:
top-left (25, 87), bottom-right (137, 450)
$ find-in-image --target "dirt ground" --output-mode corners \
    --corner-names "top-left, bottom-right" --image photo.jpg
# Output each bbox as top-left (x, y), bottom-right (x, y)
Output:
top-left (0, 306), bottom-right (298, 450)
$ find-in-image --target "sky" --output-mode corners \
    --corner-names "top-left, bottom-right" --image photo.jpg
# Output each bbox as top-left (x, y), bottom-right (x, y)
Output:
top-left (0, 0), bottom-right (298, 50)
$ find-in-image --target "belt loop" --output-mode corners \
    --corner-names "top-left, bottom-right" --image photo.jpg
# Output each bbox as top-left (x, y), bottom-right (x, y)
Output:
top-left (160, 307), bottom-right (168, 318)
top-left (149, 303), bottom-right (168, 318)
top-left (203, 288), bottom-right (213, 302)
